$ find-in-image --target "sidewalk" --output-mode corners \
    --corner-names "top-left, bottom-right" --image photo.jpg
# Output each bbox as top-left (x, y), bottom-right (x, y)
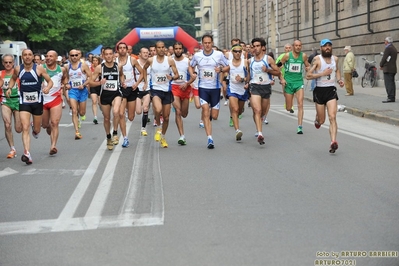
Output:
top-left (272, 81), bottom-right (399, 126)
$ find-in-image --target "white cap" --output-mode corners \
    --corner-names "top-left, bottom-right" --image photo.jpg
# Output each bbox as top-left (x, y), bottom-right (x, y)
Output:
top-left (344, 46), bottom-right (351, 51)
top-left (57, 56), bottom-right (62, 61)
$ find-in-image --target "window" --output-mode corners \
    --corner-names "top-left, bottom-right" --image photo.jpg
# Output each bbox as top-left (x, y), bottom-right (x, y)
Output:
top-left (338, 0), bottom-right (344, 12)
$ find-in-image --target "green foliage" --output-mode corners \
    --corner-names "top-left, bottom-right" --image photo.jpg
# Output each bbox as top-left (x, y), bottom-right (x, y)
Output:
top-left (0, 0), bottom-right (196, 54)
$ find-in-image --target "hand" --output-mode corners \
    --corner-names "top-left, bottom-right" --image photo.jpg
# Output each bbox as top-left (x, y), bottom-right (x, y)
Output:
top-left (235, 74), bottom-right (242, 82)
top-left (338, 79), bottom-right (344, 88)
top-left (43, 87), bottom-right (50, 94)
top-left (143, 83), bottom-right (148, 91)
top-left (323, 67), bottom-right (333, 76)
top-left (215, 66), bottom-right (222, 73)
top-left (64, 84), bottom-right (71, 90)
top-left (179, 82), bottom-right (189, 91)
top-left (166, 74), bottom-right (173, 81)
top-left (100, 78), bottom-right (107, 85)
top-left (262, 65), bottom-right (268, 72)
top-left (5, 88), bottom-right (11, 98)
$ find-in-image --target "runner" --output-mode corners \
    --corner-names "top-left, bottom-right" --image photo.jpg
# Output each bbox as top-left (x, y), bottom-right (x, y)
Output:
top-left (67, 49), bottom-right (92, 140)
top-left (306, 39), bottom-right (344, 153)
top-left (189, 34), bottom-right (229, 149)
top-left (142, 41), bottom-right (179, 148)
top-left (115, 42), bottom-right (144, 148)
top-left (89, 56), bottom-right (101, 124)
top-left (135, 47), bottom-right (150, 136)
top-left (226, 44), bottom-right (250, 141)
top-left (6, 49), bottom-right (53, 164)
top-left (89, 47), bottom-right (124, 151)
top-left (1, 54), bottom-right (22, 158)
top-left (171, 42), bottom-right (197, 145)
top-left (42, 50), bottom-right (69, 155)
top-left (278, 40), bottom-right (310, 134)
top-left (247, 38), bottom-right (280, 145)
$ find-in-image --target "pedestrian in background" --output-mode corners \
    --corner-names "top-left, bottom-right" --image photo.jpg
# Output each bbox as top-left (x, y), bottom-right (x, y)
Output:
top-left (380, 36), bottom-right (397, 103)
top-left (343, 46), bottom-right (355, 96)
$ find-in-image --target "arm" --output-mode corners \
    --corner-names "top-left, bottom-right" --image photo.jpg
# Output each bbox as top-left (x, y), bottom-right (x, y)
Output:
top-left (305, 56), bottom-right (332, 80)
top-left (132, 58), bottom-right (144, 89)
top-left (82, 64), bottom-right (92, 89)
top-left (265, 56), bottom-right (281, 77)
top-left (38, 65), bottom-right (53, 94)
top-left (303, 53), bottom-right (310, 71)
top-left (89, 65), bottom-right (102, 87)
top-left (168, 58), bottom-right (179, 81)
top-left (380, 47), bottom-right (389, 68)
top-left (334, 56), bottom-right (344, 87)
top-left (61, 66), bottom-right (70, 90)
top-left (6, 66), bottom-right (19, 98)
top-left (119, 64), bottom-right (125, 86)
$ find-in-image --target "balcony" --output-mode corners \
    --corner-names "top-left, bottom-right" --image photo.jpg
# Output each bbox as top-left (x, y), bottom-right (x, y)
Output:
top-left (203, 0), bottom-right (211, 8)
top-left (195, 10), bottom-right (203, 18)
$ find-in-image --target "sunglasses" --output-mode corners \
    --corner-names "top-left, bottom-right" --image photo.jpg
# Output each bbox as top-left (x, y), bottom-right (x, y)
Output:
top-left (70, 54), bottom-right (79, 57)
top-left (232, 50), bottom-right (242, 53)
top-left (4, 62), bottom-right (13, 64)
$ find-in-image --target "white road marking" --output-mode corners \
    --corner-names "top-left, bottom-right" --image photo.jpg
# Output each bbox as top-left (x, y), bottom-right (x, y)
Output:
top-left (0, 167), bottom-right (18, 178)
top-left (22, 168), bottom-right (85, 176)
top-left (0, 214), bottom-right (162, 235)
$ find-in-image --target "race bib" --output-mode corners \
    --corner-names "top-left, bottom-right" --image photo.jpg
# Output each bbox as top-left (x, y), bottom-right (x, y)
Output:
top-left (254, 72), bottom-right (269, 84)
top-left (23, 91), bottom-right (39, 103)
top-left (70, 76), bottom-right (83, 88)
top-left (155, 74), bottom-right (168, 84)
top-left (289, 63), bottom-right (301, 73)
top-left (320, 72), bottom-right (336, 83)
top-left (104, 80), bottom-right (118, 91)
top-left (202, 69), bottom-right (215, 80)
top-left (175, 72), bottom-right (187, 83)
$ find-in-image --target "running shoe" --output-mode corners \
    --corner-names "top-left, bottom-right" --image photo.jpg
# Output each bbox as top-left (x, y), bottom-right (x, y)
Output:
top-left (21, 153), bottom-right (33, 165)
top-left (254, 132), bottom-right (259, 138)
top-left (62, 100), bottom-right (66, 108)
top-left (112, 135), bottom-right (119, 145)
top-left (314, 120), bottom-right (321, 129)
top-left (160, 137), bottom-right (168, 148)
top-left (49, 147), bottom-right (58, 155)
top-left (78, 119), bottom-right (81, 128)
top-left (75, 131), bottom-right (82, 140)
top-left (153, 120), bottom-right (157, 127)
top-left (141, 128), bottom-right (148, 136)
top-left (154, 129), bottom-right (162, 142)
top-left (297, 126), bottom-right (303, 135)
top-left (7, 149), bottom-right (17, 159)
top-left (224, 100), bottom-right (229, 106)
top-left (257, 134), bottom-right (265, 145)
top-left (160, 115), bottom-right (164, 125)
top-left (199, 121), bottom-right (204, 128)
top-left (106, 138), bottom-right (114, 150)
top-left (207, 138), bottom-right (214, 149)
top-left (236, 130), bottom-right (243, 141)
top-left (329, 141), bottom-right (338, 153)
top-left (93, 118), bottom-right (98, 124)
top-left (178, 136), bottom-right (187, 145)
top-left (69, 108), bottom-right (72, 116)
top-left (284, 104), bottom-right (295, 113)
top-left (238, 114), bottom-right (243, 119)
top-left (80, 115), bottom-right (86, 121)
top-left (31, 122), bottom-right (39, 139)
top-left (122, 138), bottom-right (129, 148)
top-left (229, 117), bottom-right (234, 127)
top-left (263, 117), bottom-right (268, 124)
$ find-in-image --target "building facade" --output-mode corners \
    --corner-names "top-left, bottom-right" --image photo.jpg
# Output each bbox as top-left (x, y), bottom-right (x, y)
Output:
top-left (195, 0), bottom-right (220, 47)
top-left (217, 0), bottom-right (399, 81)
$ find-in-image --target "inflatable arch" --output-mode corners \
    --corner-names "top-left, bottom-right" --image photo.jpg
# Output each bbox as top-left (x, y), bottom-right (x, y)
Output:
top-left (117, 26), bottom-right (199, 53)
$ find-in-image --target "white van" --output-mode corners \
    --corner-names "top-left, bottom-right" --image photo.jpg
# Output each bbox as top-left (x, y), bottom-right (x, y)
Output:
top-left (0, 40), bottom-right (28, 70)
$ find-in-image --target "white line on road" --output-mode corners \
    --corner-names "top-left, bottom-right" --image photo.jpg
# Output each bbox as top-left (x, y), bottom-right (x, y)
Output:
top-left (0, 167), bottom-right (18, 178)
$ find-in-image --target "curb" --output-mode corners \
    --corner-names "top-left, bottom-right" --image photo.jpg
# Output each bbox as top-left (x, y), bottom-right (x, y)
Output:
top-left (272, 89), bottom-right (399, 126)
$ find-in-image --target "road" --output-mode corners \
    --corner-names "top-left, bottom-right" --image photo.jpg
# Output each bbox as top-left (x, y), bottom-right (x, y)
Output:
top-left (0, 95), bottom-right (398, 266)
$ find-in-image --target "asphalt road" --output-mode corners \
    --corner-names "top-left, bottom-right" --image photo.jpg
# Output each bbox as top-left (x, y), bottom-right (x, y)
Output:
top-left (0, 95), bottom-right (398, 266)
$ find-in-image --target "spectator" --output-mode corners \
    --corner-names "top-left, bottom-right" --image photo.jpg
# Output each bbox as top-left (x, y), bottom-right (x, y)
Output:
top-left (380, 36), bottom-right (397, 103)
top-left (343, 46), bottom-right (355, 96)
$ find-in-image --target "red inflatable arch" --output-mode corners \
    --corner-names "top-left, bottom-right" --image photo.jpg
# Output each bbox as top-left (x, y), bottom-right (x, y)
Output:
top-left (117, 26), bottom-right (198, 53)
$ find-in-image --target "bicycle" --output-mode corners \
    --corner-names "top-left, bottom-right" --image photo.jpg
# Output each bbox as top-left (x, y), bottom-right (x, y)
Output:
top-left (361, 57), bottom-right (377, 88)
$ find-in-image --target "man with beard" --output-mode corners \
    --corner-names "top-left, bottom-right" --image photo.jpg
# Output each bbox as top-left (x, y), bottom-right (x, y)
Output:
top-left (306, 39), bottom-right (344, 153)
top-left (135, 47), bottom-right (150, 136)
top-left (171, 42), bottom-right (197, 145)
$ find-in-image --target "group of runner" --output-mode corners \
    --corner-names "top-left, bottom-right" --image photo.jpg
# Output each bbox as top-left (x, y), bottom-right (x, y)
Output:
top-left (0, 34), bottom-right (344, 165)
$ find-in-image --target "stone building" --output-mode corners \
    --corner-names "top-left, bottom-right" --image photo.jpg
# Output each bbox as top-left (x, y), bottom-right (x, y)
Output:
top-left (216, 0), bottom-right (398, 82)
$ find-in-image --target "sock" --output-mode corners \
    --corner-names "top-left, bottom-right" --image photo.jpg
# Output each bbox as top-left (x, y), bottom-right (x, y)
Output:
top-left (107, 133), bottom-right (111, 139)
top-left (113, 130), bottom-right (117, 136)
top-left (11, 146), bottom-right (15, 151)
top-left (142, 112), bottom-right (148, 128)
top-left (208, 135), bottom-right (213, 140)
